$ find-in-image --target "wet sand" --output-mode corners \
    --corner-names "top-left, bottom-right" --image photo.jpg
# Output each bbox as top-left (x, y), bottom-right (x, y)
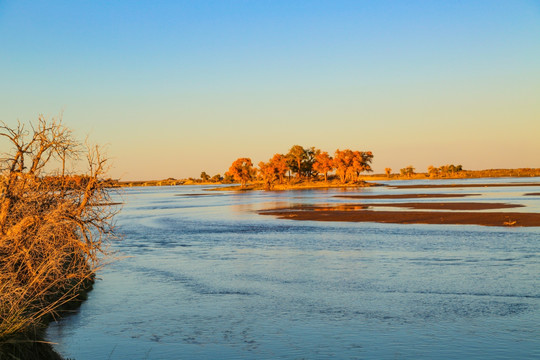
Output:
top-left (310, 202), bottom-right (524, 211)
top-left (391, 182), bottom-right (540, 189)
top-left (334, 193), bottom-right (478, 200)
top-left (374, 202), bottom-right (523, 210)
top-left (260, 208), bottom-right (540, 227)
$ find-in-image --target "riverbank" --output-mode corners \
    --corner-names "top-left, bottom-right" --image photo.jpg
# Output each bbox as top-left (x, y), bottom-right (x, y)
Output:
top-left (0, 279), bottom-right (94, 360)
top-left (0, 120), bottom-right (117, 360)
top-left (208, 180), bottom-right (380, 192)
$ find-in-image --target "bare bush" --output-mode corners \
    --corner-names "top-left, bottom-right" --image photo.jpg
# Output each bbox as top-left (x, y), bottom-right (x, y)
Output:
top-left (0, 116), bottom-right (117, 340)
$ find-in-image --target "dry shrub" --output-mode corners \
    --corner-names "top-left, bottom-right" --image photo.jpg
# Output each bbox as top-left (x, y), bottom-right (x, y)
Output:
top-left (0, 116), bottom-right (117, 342)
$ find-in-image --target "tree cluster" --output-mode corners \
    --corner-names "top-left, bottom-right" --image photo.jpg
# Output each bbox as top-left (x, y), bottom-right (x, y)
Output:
top-left (427, 164), bottom-right (463, 178)
top-left (199, 171), bottom-right (223, 183)
top-left (400, 165), bottom-right (415, 178)
top-left (226, 145), bottom-right (374, 188)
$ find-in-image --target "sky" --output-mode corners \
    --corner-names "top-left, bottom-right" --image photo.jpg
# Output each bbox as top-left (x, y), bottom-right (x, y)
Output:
top-left (0, 0), bottom-right (539, 180)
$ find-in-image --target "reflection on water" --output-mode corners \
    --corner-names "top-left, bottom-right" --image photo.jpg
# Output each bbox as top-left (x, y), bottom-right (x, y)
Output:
top-left (47, 180), bottom-right (540, 359)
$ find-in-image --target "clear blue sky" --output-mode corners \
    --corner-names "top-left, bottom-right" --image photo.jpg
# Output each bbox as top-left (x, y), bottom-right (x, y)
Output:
top-left (1, 0), bottom-right (539, 180)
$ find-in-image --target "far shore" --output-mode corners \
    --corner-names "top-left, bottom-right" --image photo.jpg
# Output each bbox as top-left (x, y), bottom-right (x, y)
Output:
top-left (112, 168), bottom-right (540, 188)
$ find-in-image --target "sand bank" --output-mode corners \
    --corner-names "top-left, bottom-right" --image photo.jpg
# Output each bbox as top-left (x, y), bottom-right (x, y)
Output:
top-left (334, 193), bottom-right (478, 200)
top-left (260, 207), bottom-right (540, 227)
top-left (391, 182), bottom-right (540, 189)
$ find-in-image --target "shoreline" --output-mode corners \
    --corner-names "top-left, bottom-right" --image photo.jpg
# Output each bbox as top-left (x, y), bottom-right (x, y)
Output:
top-left (113, 168), bottom-right (540, 188)
top-left (206, 181), bottom-right (379, 192)
top-left (114, 177), bottom-right (540, 191)
top-left (1, 277), bottom-right (95, 360)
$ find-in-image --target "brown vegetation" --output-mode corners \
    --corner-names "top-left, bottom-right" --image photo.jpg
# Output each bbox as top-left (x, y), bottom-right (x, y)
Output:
top-left (0, 117), bottom-right (117, 355)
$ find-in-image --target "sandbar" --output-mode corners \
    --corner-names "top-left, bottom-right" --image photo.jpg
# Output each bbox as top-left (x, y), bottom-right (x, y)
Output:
top-left (327, 202), bottom-right (523, 211)
top-left (392, 182), bottom-right (540, 189)
top-left (334, 193), bottom-right (478, 200)
top-left (260, 206), bottom-right (540, 227)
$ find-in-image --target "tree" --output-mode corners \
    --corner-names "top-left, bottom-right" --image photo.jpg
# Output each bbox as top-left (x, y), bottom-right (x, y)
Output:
top-left (270, 154), bottom-right (288, 184)
top-left (428, 165), bottom-right (439, 178)
top-left (200, 171), bottom-right (210, 181)
top-left (385, 168), bottom-right (392, 177)
top-left (313, 151), bottom-right (333, 182)
top-left (222, 172), bottom-right (235, 184)
top-left (258, 161), bottom-right (278, 190)
top-left (333, 149), bottom-right (354, 183)
top-left (210, 174), bottom-right (222, 183)
top-left (302, 147), bottom-right (320, 179)
top-left (228, 158), bottom-right (255, 187)
top-left (400, 165), bottom-right (415, 178)
top-left (285, 145), bottom-right (321, 179)
top-left (333, 149), bottom-right (373, 183)
top-left (431, 164), bottom-right (463, 178)
top-left (0, 116), bottom-right (116, 339)
top-left (350, 151), bottom-right (373, 181)
top-left (286, 145), bottom-right (306, 179)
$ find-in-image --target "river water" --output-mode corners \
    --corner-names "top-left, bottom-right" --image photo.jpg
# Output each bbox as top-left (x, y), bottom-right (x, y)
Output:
top-left (47, 179), bottom-right (540, 359)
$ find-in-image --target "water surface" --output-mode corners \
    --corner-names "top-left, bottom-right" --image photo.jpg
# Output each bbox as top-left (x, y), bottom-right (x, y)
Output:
top-left (47, 179), bottom-right (540, 359)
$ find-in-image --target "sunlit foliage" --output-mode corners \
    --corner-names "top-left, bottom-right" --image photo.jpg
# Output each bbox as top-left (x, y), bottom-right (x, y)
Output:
top-left (227, 158), bottom-right (255, 188)
top-left (334, 149), bottom-right (373, 183)
top-left (313, 152), bottom-right (334, 182)
top-left (400, 165), bottom-right (415, 178)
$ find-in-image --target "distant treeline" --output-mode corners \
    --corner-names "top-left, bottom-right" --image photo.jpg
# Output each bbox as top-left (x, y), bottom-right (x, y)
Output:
top-left (112, 165), bottom-right (540, 189)
top-left (382, 166), bottom-right (540, 179)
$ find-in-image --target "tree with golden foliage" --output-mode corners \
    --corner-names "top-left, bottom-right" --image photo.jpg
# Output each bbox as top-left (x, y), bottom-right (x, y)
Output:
top-left (258, 161), bottom-right (277, 189)
top-left (0, 116), bottom-right (117, 343)
top-left (334, 149), bottom-right (353, 183)
top-left (286, 145), bottom-right (306, 179)
top-left (427, 165), bottom-right (439, 178)
top-left (350, 151), bottom-right (373, 181)
top-left (270, 154), bottom-right (288, 184)
top-left (313, 151), bottom-right (333, 182)
top-left (333, 149), bottom-right (373, 183)
top-left (385, 168), bottom-right (392, 177)
top-left (227, 158), bottom-right (255, 188)
top-left (400, 165), bottom-right (415, 178)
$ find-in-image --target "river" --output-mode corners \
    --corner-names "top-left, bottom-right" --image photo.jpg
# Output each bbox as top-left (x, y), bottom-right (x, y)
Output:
top-left (47, 178), bottom-right (540, 359)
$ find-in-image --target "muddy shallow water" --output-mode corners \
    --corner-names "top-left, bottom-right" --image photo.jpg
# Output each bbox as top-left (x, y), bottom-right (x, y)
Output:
top-left (47, 178), bottom-right (540, 359)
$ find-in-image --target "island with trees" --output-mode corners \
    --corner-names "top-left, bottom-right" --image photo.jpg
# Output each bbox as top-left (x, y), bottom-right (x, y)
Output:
top-left (223, 145), bottom-right (375, 190)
